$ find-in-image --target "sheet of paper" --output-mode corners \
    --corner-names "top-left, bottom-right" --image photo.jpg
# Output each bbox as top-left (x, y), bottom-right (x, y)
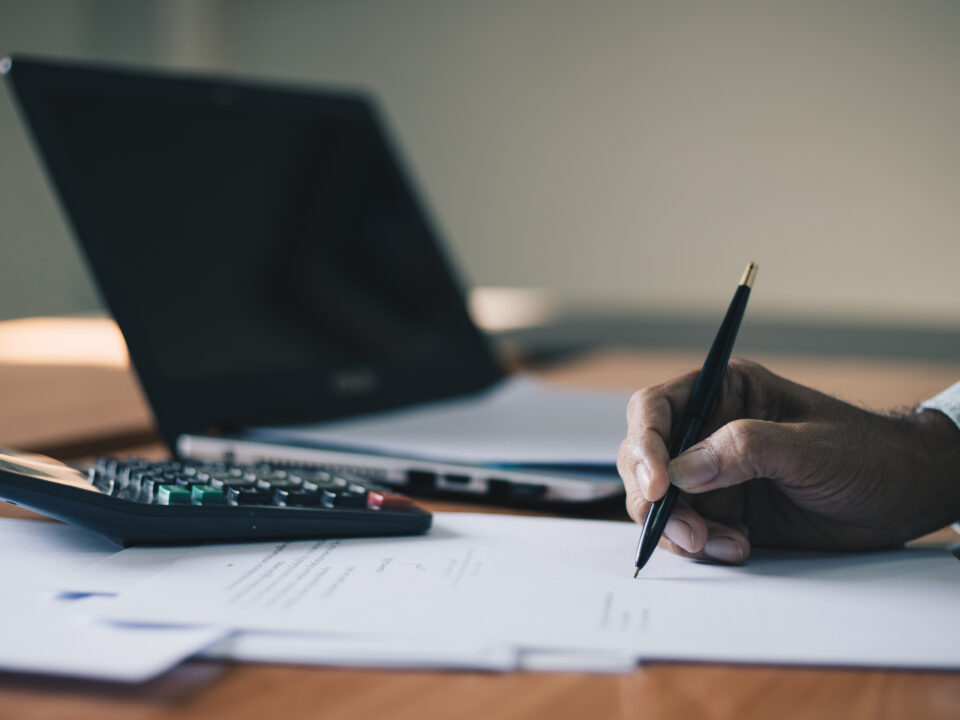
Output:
top-left (517, 650), bottom-right (638, 674)
top-left (248, 375), bottom-right (631, 467)
top-left (0, 517), bottom-right (120, 586)
top-left (202, 631), bottom-right (636, 673)
top-left (633, 547), bottom-right (960, 668)
top-left (88, 514), bottom-right (650, 653)
top-left (88, 513), bottom-right (960, 669)
top-left (1, 594), bottom-right (223, 682)
top-left (61, 545), bottom-right (193, 594)
top-left (202, 631), bottom-right (517, 671)
top-left (0, 518), bottom-right (223, 681)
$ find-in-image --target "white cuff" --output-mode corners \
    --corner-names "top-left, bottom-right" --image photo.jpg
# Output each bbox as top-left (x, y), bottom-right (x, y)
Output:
top-left (917, 381), bottom-right (960, 432)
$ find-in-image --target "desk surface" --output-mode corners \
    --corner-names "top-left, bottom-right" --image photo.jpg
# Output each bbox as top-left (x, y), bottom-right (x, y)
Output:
top-left (2, 336), bottom-right (960, 720)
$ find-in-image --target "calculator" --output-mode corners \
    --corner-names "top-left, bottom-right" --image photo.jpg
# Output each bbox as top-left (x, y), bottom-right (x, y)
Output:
top-left (0, 449), bottom-right (432, 545)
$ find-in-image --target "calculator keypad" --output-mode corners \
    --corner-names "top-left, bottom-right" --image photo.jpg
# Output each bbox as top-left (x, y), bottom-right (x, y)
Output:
top-left (89, 458), bottom-right (414, 512)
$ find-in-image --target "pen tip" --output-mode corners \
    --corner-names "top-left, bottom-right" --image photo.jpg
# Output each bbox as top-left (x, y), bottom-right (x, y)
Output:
top-left (740, 262), bottom-right (758, 288)
top-left (632, 567), bottom-right (640, 579)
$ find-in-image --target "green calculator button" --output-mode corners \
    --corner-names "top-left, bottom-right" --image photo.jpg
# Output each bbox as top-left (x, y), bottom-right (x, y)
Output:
top-left (191, 484), bottom-right (225, 505)
top-left (157, 484), bottom-right (191, 505)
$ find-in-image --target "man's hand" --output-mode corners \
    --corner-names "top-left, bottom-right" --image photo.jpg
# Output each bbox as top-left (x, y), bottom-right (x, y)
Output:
top-left (617, 360), bottom-right (960, 564)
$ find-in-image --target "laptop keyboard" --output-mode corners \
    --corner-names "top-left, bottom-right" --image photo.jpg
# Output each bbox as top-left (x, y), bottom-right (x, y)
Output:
top-left (89, 457), bottom-right (415, 512)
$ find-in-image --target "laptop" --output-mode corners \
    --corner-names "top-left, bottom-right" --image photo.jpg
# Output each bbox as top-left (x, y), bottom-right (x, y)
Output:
top-left (2, 55), bottom-right (626, 505)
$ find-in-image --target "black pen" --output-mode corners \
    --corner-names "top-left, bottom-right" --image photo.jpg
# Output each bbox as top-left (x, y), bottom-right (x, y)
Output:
top-left (632, 262), bottom-right (758, 577)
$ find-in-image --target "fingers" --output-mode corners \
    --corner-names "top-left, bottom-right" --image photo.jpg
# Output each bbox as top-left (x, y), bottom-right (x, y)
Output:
top-left (619, 362), bottom-right (769, 506)
top-left (620, 373), bottom-right (698, 510)
top-left (625, 492), bottom-right (751, 564)
top-left (618, 428), bottom-right (671, 520)
top-left (662, 497), bottom-right (707, 552)
top-left (702, 519), bottom-right (751, 564)
top-left (666, 419), bottom-right (802, 494)
top-left (619, 362), bottom-right (800, 567)
top-left (657, 500), bottom-right (751, 564)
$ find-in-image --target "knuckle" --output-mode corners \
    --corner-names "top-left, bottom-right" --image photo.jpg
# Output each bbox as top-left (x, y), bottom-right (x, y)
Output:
top-left (724, 419), bottom-right (763, 459)
top-left (729, 357), bottom-right (761, 374)
top-left (626, 388), bottom-right (654, 419)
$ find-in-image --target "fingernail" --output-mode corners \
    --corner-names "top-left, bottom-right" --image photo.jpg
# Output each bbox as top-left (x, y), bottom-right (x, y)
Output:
top-left (667, 448), bottom-right (718, 489)
top-left (665, 516), bottom-right (695, 552)
top-left (704, 537), bottom-right (744, 564)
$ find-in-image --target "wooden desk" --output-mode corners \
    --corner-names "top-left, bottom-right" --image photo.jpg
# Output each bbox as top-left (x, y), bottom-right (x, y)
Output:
top-left (2, 341), bottom-right (960, 720)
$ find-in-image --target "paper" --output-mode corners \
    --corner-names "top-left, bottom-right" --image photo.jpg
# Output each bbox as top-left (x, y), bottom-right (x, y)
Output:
top-left (0, 518), bottom-right (223, 681)
top-left (517, 650), bottom-right (638, 673)
top-left (0, 517), bottom-right (120, 586)
top-left (202, 632), bottom-right (636, 673)
top-left (0, 595), bottom-right (223, 682)
top-left (88, 513), bottom-right (960, 669)
top-left (248, 375), bottom-right (632, 467)
top-left (88, 514), bottom-right (650, 652)
top-left (202, 631), bottom-right (517, 671)
top-left (62, 545), bottom-right (193, 595)
top-left (634, 547), bottom-right (960, 668)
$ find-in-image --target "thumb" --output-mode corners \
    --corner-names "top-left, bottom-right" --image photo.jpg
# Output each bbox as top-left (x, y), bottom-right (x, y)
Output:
top-left (667, 419), bottom-right (797, 494)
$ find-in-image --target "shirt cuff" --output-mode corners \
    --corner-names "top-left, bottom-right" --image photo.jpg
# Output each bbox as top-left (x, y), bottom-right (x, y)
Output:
top-left (917, 381), bottom-right (960, 432)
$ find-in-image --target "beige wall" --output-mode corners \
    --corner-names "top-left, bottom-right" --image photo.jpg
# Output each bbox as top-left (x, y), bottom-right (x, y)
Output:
top-left (1, 0), bottom-right (959, 327)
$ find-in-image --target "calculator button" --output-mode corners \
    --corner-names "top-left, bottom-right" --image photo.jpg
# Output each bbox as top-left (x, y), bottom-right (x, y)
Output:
top-left (191, 485), bottom-right (226, 505)
top-left (366, 490), bottom-right (414, 512)
top-left (91, 472), bottom-right (114, 495)
top-left (320, 489), bottom-right (338, 509)
top-left (95, 457), bottom-right (118, 476)
top-left (255, 476), bottom-right (302, 491)
top-left (300, 470), bottom-right (332, 484)
top-left (209, 476), bottom-right (258, 490)
top-left (139, 475), bottom-right (164, 501)
top-left (225, 487), bottom-right (273, 506)
top-left (118, 471), bottom-right (143, 502)
top-left (334, 488), bottom-right (368, 509)
top-left (301, 478), bottom-right (339, 493)
top-left (273, 488), bottom-right (321, 507)
top-left (157, 484), bottom-right (191, 505)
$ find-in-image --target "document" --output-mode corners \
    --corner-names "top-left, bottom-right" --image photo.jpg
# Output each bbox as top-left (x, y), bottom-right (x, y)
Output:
top-left (202, 631), bottom-right (517, 671)
top-left (88, 513), bottom-right (960, 669)
top-left (0, 518), bottom-right (223, 681)
top-left (88, 514), bottom-right (650, 652)
top-left (248, 375), bottom-right (632, 467)
top-left (634, 546), bottom-right (960, 668)
top-left (202, 633), bottom-right (636, 673)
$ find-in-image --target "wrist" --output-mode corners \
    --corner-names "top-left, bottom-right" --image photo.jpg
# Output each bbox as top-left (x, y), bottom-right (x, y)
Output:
top-left (909, 408), bottom-right (960, 530)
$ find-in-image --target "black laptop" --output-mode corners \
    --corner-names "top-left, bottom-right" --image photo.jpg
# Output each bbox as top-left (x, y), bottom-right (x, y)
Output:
top-left (2, 55), bottom-right (624, 505)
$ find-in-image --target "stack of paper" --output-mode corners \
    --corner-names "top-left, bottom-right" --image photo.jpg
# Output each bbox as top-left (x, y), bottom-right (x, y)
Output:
top-left (0, 519), bottom-right (221, 681)
top-left (3, 513), bottom-right (960, 682)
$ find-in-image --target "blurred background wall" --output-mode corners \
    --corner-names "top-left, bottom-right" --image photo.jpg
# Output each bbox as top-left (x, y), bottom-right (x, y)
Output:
top-left (1, 0), bottom-right (958, 336)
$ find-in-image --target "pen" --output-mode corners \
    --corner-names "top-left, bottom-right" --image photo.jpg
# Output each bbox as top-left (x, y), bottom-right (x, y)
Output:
top-left (632, 261), bottom-right (758, 577)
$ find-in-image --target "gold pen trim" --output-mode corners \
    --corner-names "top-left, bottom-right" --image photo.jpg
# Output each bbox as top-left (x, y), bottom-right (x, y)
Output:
top-left (739, 261), bottom-right (758, 288)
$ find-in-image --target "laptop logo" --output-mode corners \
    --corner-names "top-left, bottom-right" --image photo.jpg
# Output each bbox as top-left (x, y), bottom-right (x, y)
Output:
top-left (329, 368), bottom-right (380, 395)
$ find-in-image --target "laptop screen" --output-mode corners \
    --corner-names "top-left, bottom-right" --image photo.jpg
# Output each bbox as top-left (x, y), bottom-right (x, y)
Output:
top-left (4, 56), bottom-right (502, 446)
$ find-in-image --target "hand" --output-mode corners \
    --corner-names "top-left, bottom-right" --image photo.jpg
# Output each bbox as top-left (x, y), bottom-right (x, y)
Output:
top-left (617, 360), bottom-right (960, 564)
